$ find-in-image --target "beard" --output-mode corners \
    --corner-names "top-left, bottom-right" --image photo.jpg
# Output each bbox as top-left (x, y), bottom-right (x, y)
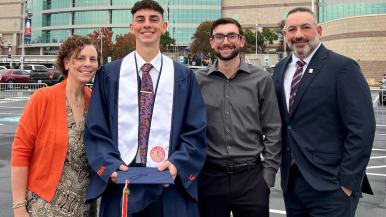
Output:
top-left (215, 45), bottom-right (240, 61)
top-left (287, 36), bottom-right (320, 59)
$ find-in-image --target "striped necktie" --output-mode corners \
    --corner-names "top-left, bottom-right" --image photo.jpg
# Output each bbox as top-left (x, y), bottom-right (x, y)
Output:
top-left (289, 60), bottom-right (306, 114)
top-left (139, 63), bottom-right (154, 165)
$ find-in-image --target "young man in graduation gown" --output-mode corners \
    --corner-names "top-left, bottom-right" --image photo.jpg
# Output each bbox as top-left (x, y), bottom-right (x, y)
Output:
top-left (84, 1), bottom-right (207, 216)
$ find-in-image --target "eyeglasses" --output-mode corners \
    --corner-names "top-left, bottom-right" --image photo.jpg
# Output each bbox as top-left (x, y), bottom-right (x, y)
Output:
top-left (211, 33), bottom-right (241, 43)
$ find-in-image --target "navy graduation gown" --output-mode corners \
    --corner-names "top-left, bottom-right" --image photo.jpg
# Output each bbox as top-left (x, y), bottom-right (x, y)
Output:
top-left (84, 58), bottom-right (207, 217)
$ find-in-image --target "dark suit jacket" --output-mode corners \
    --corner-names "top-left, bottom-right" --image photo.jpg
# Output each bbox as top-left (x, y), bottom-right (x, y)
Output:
top-left (84, 58), bottom-right (207, 216)
top-left (272, 44), bottom-right (375, 195)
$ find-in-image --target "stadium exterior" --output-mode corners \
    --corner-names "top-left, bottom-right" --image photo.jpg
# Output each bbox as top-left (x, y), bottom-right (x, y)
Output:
top-left (1, 0), bottom-right (386, 79)
top-left (222, 0), bottom-right (386, 79)
top-left (0, 0), bottom-right (220, 62)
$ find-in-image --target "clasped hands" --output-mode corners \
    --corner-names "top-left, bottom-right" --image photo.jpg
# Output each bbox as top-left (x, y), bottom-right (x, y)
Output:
top-left (110, 161), bottom-right (177, 187)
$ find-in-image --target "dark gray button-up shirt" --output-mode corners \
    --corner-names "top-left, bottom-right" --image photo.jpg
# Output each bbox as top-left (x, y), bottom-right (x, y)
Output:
top-left (195, 59), bottom-right (281, 186)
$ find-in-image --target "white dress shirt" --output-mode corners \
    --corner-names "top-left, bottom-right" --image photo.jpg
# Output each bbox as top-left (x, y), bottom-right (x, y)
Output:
top-left (284, 43), bottom-right (322, 111)
top-left (135, 51), bottom-right (162, 88)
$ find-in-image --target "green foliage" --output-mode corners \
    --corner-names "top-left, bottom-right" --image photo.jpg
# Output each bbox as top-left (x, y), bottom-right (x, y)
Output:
top-left (190, 21), bottom-right (214, 56)
top-left (160, 31), bottom-right (176, 52)
top-left (262, 28), bottom-right (279, 44)
top-left (242, 28), bottom-right (279, 53)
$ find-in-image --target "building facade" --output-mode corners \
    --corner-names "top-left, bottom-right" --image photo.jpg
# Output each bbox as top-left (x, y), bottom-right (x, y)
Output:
top-left (221, 0), bottom-right (312, 29)
top-left (0, 0), bottom-right (23, 58)
top-left (319, 0), bottom-right (386, 80)
top-left (222, 0), bottom-right (386, 79)
top-left (0, 0), bottom-right (220, 57)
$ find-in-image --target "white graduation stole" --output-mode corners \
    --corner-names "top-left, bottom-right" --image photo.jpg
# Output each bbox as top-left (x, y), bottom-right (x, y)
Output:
top-left (117, 51), bottom-right (174, 167)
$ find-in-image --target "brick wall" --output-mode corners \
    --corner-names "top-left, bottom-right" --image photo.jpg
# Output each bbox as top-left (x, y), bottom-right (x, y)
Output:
top-left (322, 15), bottom-right (386, 80)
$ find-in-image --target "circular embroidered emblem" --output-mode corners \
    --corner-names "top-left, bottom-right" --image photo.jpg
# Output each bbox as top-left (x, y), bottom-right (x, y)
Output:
top-left (150, 146), bottom-right (166, 163)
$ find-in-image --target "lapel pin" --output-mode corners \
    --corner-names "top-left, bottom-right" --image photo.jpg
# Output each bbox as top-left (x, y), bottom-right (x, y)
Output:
top-left (308, 68), bottom-right (314, 74)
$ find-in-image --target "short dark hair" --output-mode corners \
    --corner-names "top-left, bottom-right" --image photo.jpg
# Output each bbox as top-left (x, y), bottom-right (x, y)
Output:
top-left (56, 35), bottom-right (101, 78)
top-left (131, 0), bottom-right (164, 16)
top-left (210, 17), bottom-right (243, 36)
top-left (286, 7), bottom-right (317, 21)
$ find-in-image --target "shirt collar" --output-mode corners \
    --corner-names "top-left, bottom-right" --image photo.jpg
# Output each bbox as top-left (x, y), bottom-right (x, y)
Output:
top-left (135, 51), bottom-right (162, 73)
top-left (291, 42), bottom-right (322, 65)
top-left (207, 57), bottom-right (252, 75)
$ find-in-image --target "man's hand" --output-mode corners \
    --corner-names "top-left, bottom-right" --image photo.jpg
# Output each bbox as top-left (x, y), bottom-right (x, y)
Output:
top-left (110, 164), bottom-right (128, 183)
top-left (158, 160), bottom-right (178, 181)
top-left (341, 186), bottom-right (352, 197)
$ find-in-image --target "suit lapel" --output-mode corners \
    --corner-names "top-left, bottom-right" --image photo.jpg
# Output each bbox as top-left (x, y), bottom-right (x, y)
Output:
top-left (279, 56), bottom-right (292, 122)
top-left (290, 45), bottom-right (328, 118)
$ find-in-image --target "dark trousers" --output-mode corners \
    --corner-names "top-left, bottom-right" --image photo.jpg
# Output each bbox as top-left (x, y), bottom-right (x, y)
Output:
top-left (198, 161), bottom-right (270, 217)
top-left (284, 165), bottom-right (360, 217)
top-left (99, 182), bottom-right (163, 217)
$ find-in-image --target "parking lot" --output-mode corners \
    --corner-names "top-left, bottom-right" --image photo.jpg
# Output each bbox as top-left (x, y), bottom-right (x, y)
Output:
top-left (0, 86), bottom-right (385, 217)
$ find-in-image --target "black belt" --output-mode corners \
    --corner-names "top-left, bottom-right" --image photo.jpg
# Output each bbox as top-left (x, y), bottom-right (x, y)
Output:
top-left (204, 160), bottom-right (261, 174)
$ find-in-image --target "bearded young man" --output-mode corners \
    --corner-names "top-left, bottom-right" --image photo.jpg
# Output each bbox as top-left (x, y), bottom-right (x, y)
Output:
top-left (195, 17), bottom-right (282, 217)
top-left (272, 7), bottom-right (375, 217)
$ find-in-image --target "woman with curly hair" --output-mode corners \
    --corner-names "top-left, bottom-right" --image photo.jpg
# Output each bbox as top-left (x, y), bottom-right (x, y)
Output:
top-left (11, 35), bottom-right (101, 217)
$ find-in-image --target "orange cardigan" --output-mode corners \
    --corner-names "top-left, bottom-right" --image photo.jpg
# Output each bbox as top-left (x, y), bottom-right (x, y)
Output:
top-left (11, 80), bottom-right (91, 202)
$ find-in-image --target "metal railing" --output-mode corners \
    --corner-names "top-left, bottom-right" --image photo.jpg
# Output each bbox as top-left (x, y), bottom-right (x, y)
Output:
top-left (0, 83), bottom-right (48, 103)
top-left (371, 88), bottom-right (386, 129)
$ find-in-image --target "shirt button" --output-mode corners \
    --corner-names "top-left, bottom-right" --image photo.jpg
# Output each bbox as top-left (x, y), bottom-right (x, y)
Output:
top-left (288, 125), bottom-right (292, 130)
top-left (226, 95), bottom-right (230, 98)
top-left (226, 111), bottom-right (230, 115)
top-left (228, 146), bottom-right (232, 150)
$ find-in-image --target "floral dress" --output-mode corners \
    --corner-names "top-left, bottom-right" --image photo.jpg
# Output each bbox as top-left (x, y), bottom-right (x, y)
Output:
top-left (26, 102), bottom-right (96, 217)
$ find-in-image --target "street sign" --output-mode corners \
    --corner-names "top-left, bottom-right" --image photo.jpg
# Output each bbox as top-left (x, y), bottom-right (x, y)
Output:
top-left (107, 56), bottom-right (112, 63)
top-left (264, 55), bottom-right (269, 65)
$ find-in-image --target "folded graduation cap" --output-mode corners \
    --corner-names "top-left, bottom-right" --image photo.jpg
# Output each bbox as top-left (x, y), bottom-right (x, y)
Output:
top-left (117, 167), bottom-right (174, 184)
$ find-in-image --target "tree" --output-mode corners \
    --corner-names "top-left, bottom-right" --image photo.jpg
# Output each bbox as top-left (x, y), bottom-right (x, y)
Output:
top-left (262, 28), bottom-right (279, 44)
top-left (242, 29), bottom-right (268, 53)
top-left (160, 31), bottom-right (175, 52)
top-left (191, 21), bottom-right (214, 56)
top-left (88, 27), bottom-right (114, 63)
top-left (111, 33), bottom-right (136, 60)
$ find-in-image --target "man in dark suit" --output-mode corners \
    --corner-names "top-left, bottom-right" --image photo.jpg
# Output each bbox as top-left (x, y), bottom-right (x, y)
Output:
top-left (272, 7), bottom-right (375, 217)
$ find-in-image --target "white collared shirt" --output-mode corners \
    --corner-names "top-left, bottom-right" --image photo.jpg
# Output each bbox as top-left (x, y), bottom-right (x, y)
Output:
top-left (284, 43), bottom-right (322, 111)
top-left (135, 51), bottom-right (162, 88)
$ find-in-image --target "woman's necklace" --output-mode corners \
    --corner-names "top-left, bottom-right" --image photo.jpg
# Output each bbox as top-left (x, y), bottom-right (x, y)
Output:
top-left (66, 95), bottom-right (84, 108)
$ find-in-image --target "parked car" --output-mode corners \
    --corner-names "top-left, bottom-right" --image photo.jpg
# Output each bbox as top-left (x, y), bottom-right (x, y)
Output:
top-left (0, 69), bottom-right (31, 89)
top-left (188, 65), bottom-right (207, 72)
top-left (379, 83), bottom-right (386, 105)
top-left (0, 66), bottom-right (7, 70)
top-left (23, 64), bottom-right (61, 85)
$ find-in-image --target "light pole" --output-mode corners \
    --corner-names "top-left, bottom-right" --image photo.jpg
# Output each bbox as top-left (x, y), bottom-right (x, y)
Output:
top-left (21, 0), bottom-right (32, 69)
top-left (311, 0), bottom-right (315, 13)
top-left (21, 0), bottom-right (27, 69)
top-left (99, 29), bottom-right (103, 63)
top-left (255, 24), bottom-right (258, 65)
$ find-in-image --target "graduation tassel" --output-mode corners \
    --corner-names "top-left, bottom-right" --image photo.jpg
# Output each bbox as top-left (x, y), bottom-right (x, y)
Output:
top-left (121, 180), bottom-right (130, 217)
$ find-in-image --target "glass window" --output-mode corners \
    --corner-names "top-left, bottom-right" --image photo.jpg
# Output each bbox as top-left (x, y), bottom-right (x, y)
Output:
top-left (74, 0), bottom-right (110, 7)
top-left (74, 11), bottom-right (110, 25)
